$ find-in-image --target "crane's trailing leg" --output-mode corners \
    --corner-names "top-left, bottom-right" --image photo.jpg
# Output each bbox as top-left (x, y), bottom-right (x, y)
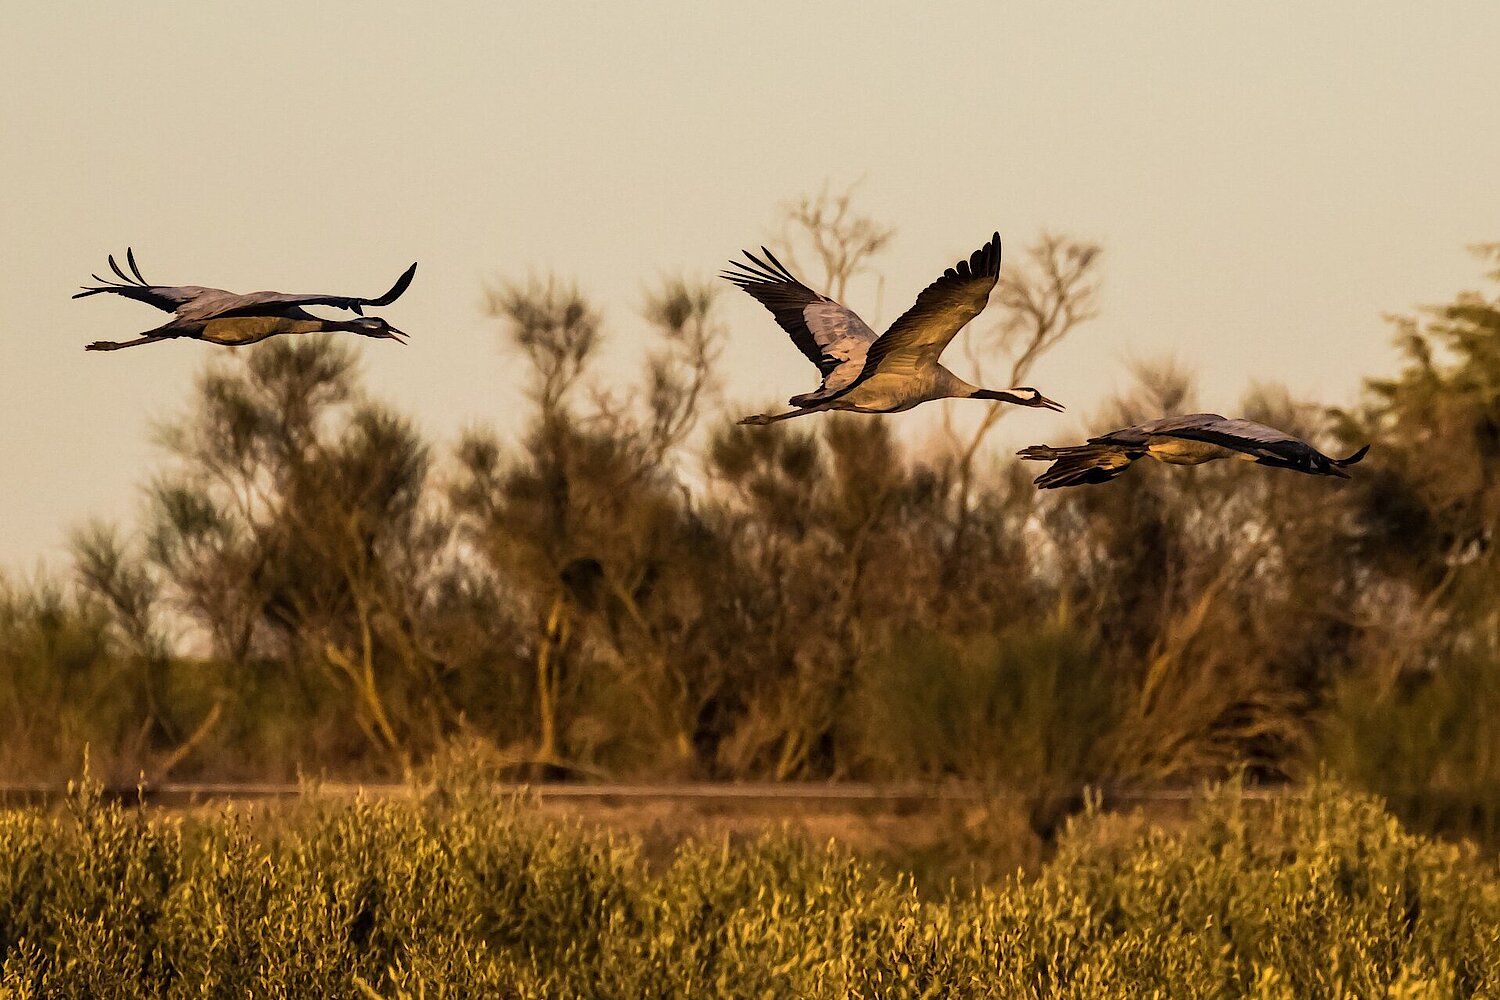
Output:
top-left (737, 407), bottom-right (823, 426)
top-left (85, 333), bottom-right (172, 352)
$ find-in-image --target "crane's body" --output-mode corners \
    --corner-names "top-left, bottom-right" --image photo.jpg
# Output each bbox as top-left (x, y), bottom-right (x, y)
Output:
top-left (198, 314), bottom-right (330, 348)
top-left (724, 233), bottom-right (1063, 425)
top-left (1019, 413), bottom-right (1370, 488)
top-left (821, 365), bottom-right (988, 415)
top-left (74, 249), bottom-right (416, 351)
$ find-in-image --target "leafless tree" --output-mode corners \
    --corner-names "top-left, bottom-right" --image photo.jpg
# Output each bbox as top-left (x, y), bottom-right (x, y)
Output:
top-left (776, 180), bottom-right (895, 301)
top-left (944, 234), bottom-right (1102, 559)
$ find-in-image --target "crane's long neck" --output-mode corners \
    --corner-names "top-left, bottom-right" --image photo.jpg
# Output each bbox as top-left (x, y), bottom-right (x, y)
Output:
top-left (934, 372), bottom-right (1029, 404)
top-left (970, 388), bottom-right (1028, 403)
top-left (949, 370), bottom-right (1026, 404)
top-left (936, 369), bottom-right (983, 399)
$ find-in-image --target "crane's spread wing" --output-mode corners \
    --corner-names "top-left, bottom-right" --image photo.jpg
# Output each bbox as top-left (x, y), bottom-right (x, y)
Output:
top-left (1117, 414), bottom-right (1369, 475)
top-left (722, 247), bottom-right (877, 400)
top-left (71, 249), bottom-right (208, 312)
top-left (1146, 416), bottom-right (1309, 462)
top-left (1089, 413), bottom-right (1231, 447)
top-left (73, 251), bottom-right (417, 322)
top-left (854, 233), bottom-right (1002, 382)
top-left (192, 262), bottom-right (420, 319)
top-left (1154, 417), bottom-right (1295, 445)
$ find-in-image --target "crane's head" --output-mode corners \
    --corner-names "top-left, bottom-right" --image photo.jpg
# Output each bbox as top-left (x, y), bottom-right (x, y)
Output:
top-left (973, 386), bottom-right (1066, 411)
top-left (344, 316), bottom-right (408, 344)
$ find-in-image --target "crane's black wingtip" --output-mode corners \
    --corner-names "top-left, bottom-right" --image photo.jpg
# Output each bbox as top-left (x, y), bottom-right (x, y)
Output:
top-left (125, 247), bottom-right (147, 284)
top-left (982, 232), bottom-right (1002, 275)
top-left (950, 232), bottom-right (1002, 283)
top-left (1336, 444), bottom-right (1371, 467)
top-left (721, 253), bottom-right (779, 286)
top-left (369, 262), bottom-right (418, 306)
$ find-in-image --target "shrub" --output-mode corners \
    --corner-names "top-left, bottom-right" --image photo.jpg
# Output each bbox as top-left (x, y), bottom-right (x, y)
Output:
top-left (0, 778), bottom-right (1495, 997)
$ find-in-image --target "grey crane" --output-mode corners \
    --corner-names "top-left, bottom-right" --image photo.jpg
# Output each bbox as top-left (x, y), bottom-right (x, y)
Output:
top-left (724, 232), bottom-right (1064, 425)
top-left (1018, 413), bottom-right (1370, 488)
top-left (74, 249), bottom-right (416, 351)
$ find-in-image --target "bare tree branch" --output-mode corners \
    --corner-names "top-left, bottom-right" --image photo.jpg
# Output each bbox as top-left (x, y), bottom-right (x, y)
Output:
top-left (776, 180), bottom-right (895, 301)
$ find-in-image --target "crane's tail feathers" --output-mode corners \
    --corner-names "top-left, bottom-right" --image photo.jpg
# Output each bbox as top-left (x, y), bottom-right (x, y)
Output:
top-left (1017, 443), bottom-right (1136, 489)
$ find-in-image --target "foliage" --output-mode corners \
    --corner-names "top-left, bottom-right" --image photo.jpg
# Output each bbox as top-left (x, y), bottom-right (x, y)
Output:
top-left (1318, 245), bottom-right (1500, 836)
top-left (0, 779), bottom-right (1494, 997)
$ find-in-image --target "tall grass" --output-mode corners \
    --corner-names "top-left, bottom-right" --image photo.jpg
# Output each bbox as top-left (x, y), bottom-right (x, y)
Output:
top-left (851, 616), bottom-right (1111, 789)
top-left (1322, 647), bottom-right (1500, 844)
top-left (0, 777), bottom-right (1494, 997)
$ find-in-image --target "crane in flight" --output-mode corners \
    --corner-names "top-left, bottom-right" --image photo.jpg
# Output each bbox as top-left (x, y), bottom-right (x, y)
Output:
top-left (74, 249), bottom-right (416, 351)
top-left (723, 233), bottom-right (1063, 425)
top-left (1019, 413), bottom-right (1370, 488)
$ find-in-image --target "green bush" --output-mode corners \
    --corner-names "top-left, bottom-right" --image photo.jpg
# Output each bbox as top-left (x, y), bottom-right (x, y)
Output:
top-left (1321, 648), bottom-right (1500, 845)
top-left (852, 616), bottom-right (1112, 790)
top-left (0, 779), bottom-right (1495, 997)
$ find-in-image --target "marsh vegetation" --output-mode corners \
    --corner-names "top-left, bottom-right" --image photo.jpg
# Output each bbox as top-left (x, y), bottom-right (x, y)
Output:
top-left (1, 776), bottom-right (1495, 997)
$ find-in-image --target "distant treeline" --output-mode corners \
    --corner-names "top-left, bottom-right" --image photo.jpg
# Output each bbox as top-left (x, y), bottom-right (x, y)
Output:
top-left (2, 193), bottom-right (1497, 837)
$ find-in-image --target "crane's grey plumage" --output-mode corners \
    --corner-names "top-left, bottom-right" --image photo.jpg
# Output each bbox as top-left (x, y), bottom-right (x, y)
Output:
top-left (1018, 413), bottom-right (1371, 488)
top-left (724, 233), bottom-right (1064, 424)
top-left (74, 249), bottom-right (416, 351)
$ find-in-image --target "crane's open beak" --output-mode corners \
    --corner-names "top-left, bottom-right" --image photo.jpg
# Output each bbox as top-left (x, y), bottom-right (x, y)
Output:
top-left (384, 325), bottom-right (409, 345)
top-left (1035, 393), bottom-right (1065, 412)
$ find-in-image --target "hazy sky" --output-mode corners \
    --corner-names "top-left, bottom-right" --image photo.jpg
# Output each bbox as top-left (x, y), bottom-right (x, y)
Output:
top-left (3, 2), bottom-right (1498, 570)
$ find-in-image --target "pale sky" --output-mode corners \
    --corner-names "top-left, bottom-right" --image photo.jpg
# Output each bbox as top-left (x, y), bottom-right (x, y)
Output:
top-left (2, 2), bottom-right (1498, 570)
